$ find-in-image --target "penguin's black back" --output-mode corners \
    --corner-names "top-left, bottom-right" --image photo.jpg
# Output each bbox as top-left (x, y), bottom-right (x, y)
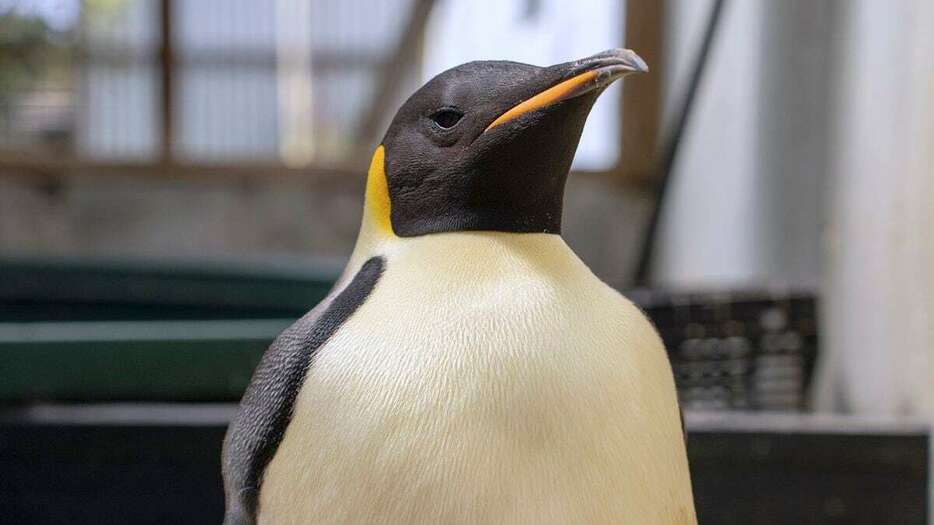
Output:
top-left (220, 256), bottom-right (384, 524)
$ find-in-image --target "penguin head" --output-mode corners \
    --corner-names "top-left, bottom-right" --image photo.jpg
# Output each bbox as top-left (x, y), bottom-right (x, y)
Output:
top-left (366, 48), bottom-right (647, 237)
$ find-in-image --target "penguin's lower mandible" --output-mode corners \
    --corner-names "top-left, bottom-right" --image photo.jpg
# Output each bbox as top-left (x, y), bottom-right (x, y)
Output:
top-left (222, 48), bottom-right (697, 525)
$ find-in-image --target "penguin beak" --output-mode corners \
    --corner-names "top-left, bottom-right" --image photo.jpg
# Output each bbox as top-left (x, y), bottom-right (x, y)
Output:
top-left (484, 48), bottom-right (648, 133)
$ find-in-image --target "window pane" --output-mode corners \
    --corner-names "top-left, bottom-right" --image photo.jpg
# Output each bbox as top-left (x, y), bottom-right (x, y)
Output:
top-left (174, 0), bottom-right (413, 165)
top-left (77, 62), bottom-right (158, 159)
top-left (174, 0), bottom-right (280, 162)
top-left (175, 65), bottom-right (279, 161)
top-left (78, 0), bottom-right (159, 160)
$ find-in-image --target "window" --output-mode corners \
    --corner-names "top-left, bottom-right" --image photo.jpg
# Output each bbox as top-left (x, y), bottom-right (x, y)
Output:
top-left (0, 0), bottom-right (652, 178)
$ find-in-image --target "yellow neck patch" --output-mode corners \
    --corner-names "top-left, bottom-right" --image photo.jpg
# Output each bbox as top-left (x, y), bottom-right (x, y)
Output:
top-left (364, 145), bottom-right (394, 236)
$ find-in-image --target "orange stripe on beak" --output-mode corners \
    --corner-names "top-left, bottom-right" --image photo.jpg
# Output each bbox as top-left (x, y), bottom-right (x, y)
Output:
top-left (485, 70), bottom-right (598, 132)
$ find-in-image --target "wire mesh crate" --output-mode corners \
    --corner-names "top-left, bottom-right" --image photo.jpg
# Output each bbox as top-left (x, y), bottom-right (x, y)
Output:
top-left (629, 289), bottom-right (819, 411)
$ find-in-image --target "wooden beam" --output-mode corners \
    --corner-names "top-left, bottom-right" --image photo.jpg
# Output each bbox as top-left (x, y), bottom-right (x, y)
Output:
top-left (158, 0), bottom-right (175, 164)
top-left (0, 150), bottom-right (362, 186)
top-left (618, 0), bottom-right (666, 183)
top-left (73, 48), bottom-right (382, 71)
top-left (0, 149), bottom-right (624, 189)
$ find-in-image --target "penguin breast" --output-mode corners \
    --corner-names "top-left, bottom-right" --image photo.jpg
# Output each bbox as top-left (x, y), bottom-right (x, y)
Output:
top-left (258, 231), bottom-right (696, 525)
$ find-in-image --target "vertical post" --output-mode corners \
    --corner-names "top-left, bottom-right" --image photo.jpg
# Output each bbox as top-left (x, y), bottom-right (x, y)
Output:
top-left (276, 0), bottom-right (315, 167)
top-left (158, 0), bottom-right (174, 164)
top-left (619, 0), bottom-right (665, 183)
top-left (618, 0), bottom-right (664, 184)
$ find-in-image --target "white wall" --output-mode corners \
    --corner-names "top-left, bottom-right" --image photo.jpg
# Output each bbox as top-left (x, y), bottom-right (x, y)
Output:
top-left (818, 0), bottom-right (934, 417)
top-left (653, 0), bottom-right (765, 289)
top-left (653, 0), bottom-right (835, 291)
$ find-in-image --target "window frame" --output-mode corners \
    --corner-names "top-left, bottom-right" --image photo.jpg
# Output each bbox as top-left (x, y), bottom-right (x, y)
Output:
top-left (0, 0), bottom-right (664, 185)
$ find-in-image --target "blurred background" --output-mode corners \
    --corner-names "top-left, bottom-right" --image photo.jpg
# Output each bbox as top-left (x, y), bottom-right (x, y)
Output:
top-left (0, 0), bottom-right (931, 523)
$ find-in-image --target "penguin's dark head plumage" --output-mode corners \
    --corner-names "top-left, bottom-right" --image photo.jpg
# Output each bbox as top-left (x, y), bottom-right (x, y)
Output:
top-left (367, 48), bottom-right (647, 237)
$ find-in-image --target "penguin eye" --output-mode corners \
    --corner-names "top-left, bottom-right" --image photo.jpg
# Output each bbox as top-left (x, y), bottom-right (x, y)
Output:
top-left (429, 109), bottom-right (464, 129)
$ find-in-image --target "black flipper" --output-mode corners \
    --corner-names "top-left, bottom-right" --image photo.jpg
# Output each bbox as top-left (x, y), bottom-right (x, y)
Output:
top-left (221, 256), bottom-right (385, 525)
top-left (680, 407), bottom-right (687, 443)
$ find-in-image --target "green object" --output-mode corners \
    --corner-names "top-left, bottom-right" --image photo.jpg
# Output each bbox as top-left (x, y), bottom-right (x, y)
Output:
top-left (0, 257), bottom-right (338, 321)
top-left (0, 320), bottom-right (290, 401)
top-left (0, 257), bottom-right (339, 401)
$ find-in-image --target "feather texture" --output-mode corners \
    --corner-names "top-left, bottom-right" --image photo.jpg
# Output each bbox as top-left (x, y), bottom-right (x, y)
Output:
top-left (258, 232), bottom-right (696, 524)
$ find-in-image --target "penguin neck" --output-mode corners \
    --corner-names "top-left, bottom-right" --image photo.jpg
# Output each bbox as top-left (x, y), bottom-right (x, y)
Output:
top-left (355, 231), bottom-right (583, 286)
top-left (352, 230), bottom-right (586, 292)
top-left (344, 146), bottom-right (582, 282)
top-left (344, 145), bottom-right (397, 271)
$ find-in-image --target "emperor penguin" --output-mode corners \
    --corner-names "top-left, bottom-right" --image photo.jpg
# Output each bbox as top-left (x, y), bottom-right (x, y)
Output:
top-left (222, 48), bottom-right (696, 525)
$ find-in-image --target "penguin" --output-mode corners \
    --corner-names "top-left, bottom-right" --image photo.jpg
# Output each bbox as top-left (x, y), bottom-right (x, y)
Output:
top-left (222, 48), bottom-right (696, 525)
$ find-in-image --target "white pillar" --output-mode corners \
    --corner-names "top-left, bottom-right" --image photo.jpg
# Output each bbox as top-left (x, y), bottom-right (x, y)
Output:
top-left (653, 0), bottom-right (767, 289)
top-left (276, 0), bottom-right (315, 166)
top-left (655, 0), bottom-right (840, 292)
top-left (819, 0), bottom-right (934, 417)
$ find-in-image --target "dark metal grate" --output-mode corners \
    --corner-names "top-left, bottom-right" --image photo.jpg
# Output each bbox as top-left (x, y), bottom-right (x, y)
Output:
top-left (630, 289), bottom-right (819, 411)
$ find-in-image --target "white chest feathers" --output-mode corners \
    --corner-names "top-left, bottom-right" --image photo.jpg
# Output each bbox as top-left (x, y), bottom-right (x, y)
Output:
top-left (259, 233), bottom-right (696, 524)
